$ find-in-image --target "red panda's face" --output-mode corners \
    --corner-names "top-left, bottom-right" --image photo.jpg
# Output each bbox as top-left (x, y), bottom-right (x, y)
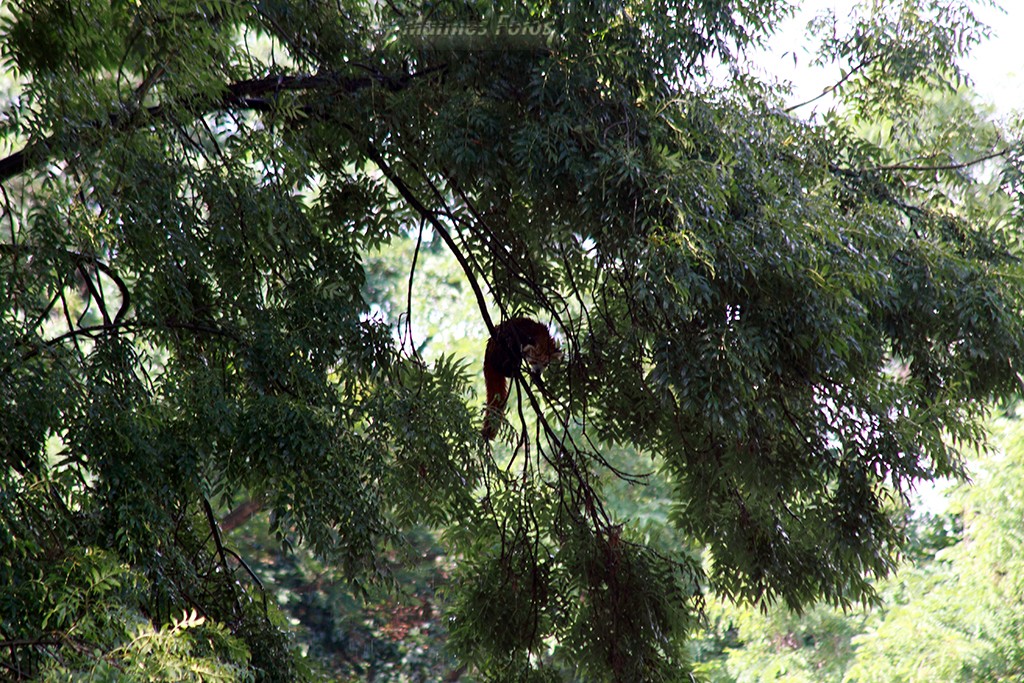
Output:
top-left (522, 339), bottom-right (562, 375)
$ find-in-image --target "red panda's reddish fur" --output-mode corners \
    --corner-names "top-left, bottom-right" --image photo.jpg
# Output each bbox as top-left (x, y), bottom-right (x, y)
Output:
top-left (482, 317), bottom-right (561, 440)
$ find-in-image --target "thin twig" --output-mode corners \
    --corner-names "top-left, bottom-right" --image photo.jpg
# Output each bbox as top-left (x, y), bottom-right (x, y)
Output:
top-left (784, 56), bottom-right (876, 113)
top-left (864, 147), bottom-right (1011, 173)
top-left (404, 216), bottom-right (426, 362)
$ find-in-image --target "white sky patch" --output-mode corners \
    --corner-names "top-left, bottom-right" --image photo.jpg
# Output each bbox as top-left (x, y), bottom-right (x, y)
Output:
top-left (755, 1), bottom-right (1024, 117)
top-left (964, 2), bottom-right (1024, 117)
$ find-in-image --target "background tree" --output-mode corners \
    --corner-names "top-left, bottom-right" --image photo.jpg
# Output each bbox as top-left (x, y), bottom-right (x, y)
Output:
top-left (1, 0), bottom-right (1022, 680)
top-left (843, 415), bottom-right (1024, 683)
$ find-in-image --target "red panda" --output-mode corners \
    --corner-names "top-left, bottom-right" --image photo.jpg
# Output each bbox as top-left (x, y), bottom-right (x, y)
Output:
top-left (482, 317), bottom-right (562, 440)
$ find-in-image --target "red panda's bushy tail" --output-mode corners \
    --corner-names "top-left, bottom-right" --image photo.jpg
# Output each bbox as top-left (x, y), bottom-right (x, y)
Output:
top-left (481, 361), bottom-right (508, 440)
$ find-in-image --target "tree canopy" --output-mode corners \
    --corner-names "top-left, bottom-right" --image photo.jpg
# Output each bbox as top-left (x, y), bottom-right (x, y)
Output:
top-left (1, 0), bottom-right (1022, 679)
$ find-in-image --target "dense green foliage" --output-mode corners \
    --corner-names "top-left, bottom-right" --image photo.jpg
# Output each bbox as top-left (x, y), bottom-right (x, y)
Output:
top-left (1, 0), bottom-right (1022, 679)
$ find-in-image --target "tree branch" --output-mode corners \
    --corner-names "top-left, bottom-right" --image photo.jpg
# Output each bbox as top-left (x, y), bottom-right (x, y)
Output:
top-left (202, 497), bottom-right (267, 614)
top-left (220, 499), bottom-right (264, 534)
top-left (0, 66), bottom-right (448, 185)
top-left (201, 496), bottom-right (231, 572)
top-left (863, 147), bottom-right (1011, 173)
top-left (355, 135), bottom-right (495, 333)
top-left (784, 55), bottom-right (876, 113)
top-left (2, 244), bottom-right (132, 332)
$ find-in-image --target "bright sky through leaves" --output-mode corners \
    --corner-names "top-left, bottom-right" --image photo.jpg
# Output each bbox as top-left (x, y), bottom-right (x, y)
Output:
top-left (764, 1), bottom-right (1024, 116)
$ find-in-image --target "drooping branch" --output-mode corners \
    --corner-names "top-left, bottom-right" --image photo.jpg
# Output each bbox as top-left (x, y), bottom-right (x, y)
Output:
top-left (355, 135), bottom-right (496, 334)
top-left (202, 496), bottom-right (231, 573)
top-left (826, 144), bottom-right (1017, 220)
